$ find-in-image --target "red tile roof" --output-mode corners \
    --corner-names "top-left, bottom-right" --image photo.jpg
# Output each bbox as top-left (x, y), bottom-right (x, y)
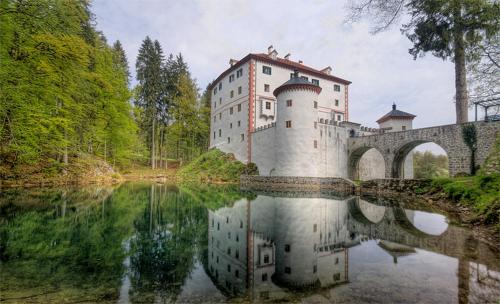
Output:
top-left (209, 53), bottom-right (351, 90)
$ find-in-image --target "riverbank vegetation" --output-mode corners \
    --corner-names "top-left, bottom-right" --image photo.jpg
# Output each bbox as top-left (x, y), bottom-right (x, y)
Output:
top-left (0, 1), bottom-right (212, 182)
top-left (413, 151), bottom-right (449, 179)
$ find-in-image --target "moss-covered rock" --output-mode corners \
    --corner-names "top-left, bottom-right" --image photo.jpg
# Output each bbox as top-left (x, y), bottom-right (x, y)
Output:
top-left (176, 149), bottom-right (258, 183)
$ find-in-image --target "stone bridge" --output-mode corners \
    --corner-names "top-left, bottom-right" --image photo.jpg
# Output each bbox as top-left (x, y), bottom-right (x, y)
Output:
top-left (348, 121), bottom-right (500, 179)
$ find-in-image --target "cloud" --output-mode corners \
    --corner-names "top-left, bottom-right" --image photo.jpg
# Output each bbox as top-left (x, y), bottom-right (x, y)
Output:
top-left (93, 0), bottom-right (471, 136)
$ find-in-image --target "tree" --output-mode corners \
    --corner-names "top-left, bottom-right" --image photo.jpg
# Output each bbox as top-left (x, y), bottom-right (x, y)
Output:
top-left (112, 40), bottom-right (130, 85)
top-left (135, 37), bottom-right (167, 169)
top-left (467, 33), bottom-right (499, 112)
top-left (347, 0), bottom-right (500, 124)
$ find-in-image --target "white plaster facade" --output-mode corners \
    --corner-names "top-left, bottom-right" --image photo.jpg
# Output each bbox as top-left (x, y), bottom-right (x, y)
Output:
top-left (209, 47), bottom-right (416, 179)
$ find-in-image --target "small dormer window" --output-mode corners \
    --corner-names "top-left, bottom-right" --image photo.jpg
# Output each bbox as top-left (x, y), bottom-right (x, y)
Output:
top-left (262, 66), bottom-right (272, 75)
top-left (301, 76), bottom-right (309, 81)
top-left (312, 79), bottom-right (319, 85)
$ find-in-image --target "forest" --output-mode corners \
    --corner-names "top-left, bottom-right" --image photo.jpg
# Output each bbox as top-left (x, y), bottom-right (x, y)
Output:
top-left (0, 0), bottom-right (211, 178)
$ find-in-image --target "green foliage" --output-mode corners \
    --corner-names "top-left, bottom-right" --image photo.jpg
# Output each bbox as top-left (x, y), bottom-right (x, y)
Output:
top-left (462, 124), bottom-right (477, 150)
top-left (413, 151), bottom-right (449, 178)
top-left (177, 149), bottom-right (255, 182)
top-left (0, 0), bottom-right (139, 170)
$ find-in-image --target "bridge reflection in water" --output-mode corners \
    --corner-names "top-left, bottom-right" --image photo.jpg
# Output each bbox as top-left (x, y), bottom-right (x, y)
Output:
top-left (207, 193), bottom-right (500, 303)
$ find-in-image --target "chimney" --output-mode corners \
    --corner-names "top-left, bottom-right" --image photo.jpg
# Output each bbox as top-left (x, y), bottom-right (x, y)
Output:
top-left (284, 53), bottom-right (291, 60)
top-left (321, 66), bottom-right (332, 75)
top-left (298, 60), bottom-right (303, 64)
top-left (267, 45), bottom-right (274, 54)
top-left (392, 103), bottom-right (396, 110)
top-left (229, 59), bottom-right (238, 67)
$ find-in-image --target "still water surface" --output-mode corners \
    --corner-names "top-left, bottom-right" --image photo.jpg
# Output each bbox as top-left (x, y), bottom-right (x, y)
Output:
top-left (0, 182), bottom-right (499, 303)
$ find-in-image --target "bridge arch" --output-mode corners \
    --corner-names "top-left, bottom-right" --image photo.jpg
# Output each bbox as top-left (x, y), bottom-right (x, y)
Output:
top-left (348, 146), bottom-right (386, 180)
top-left (391, 140), bottom-right (450, 179)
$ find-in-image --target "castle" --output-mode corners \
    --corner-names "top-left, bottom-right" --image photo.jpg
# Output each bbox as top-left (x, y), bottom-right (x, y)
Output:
top-left (209, 46), bottom-right (414, 179)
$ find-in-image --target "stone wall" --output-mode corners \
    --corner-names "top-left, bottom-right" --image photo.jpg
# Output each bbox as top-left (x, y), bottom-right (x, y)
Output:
top-left (240, 175), bottom-right (355, 194)
top-left (359, 179), bottom-right (433, 197)
top-left (348, 121), bottom-right (500, 178)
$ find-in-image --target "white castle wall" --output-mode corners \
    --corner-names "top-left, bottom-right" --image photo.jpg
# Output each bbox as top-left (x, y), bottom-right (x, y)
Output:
top-left (210, 61), bottom-right (250, 161)
top-left (251, 127), bottom-right (277, 176)
top-left (274, 88), bottom-right (321, 177)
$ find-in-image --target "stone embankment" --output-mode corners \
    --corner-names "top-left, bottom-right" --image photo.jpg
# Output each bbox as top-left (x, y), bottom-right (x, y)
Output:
top-left (358, 179), bottom-right (432, 197)
top-left (240, 176), bottom-right (356, 194)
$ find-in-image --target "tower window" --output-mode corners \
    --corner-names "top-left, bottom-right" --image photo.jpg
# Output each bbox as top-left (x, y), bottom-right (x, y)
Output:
top-left (285, 120), bottom-right (292, 128)
top-left (335, 99), bottom-right (339, 106)
top-left (262, 66), bottom-right (272, 75)
top-left (264, 254), bottom-right (270, 264)
top-left (301, 76), bottom-right (308, 81)
top-left (230, 123), bottom-right (233, 129)
top-left (402, 126), bottom-right (406, 131)
top-left (218, 83), bottom-right (222, 90)
top-left (314, 101), bottom-right (318, 109)
top-left (238, 120), bottom-right (241, 127)
top-left (264, 84), bottom-right (270, 92)
top-left (266, 101), bottom-right (271, 109)
top-left (286, 99), bottom-right (292, 107)
top-left (314, 140), bottom-right (318, 148)
top-left (337, 115), bottom-right (341, 121)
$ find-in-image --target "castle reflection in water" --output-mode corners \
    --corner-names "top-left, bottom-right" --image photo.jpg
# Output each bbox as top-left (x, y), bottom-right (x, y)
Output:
top-left (206, 193), bottom-right (498, 302)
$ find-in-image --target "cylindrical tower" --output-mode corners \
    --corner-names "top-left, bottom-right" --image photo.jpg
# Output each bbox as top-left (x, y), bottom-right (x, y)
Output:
top-left (273, 71), bottom-right (322, 177)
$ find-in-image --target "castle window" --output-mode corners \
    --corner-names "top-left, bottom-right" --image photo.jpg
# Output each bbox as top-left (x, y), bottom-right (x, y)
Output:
top-left (230, 107), bottom-right (233, 114)
top-left (216, 256), bottom-right (219, 263)
top-left (337, 115), bottom-right (341, 121)
top-left (219, 97), bottom-right (222, 104)
top-left (335, 257), bottom-right (339, 264)
top-left (235, 270), bottom-right (239, 278)
top-left (334, 273), bottom-right (341, 281)
top-left (402, 126), bottom-right (406, 131)
top-left (286, 99), bottom-right (292, 107)
top-left (262, 273), bottom-right (268, 281)
top-left (236, 234), bottom-right (239, 242)
top-left (238, 86), bottom-right (242, 94)
top-left (230, 90), bottom-right (234, 98)
top-left (219, 129), bottom-right (221, 137)
top-left (236, 249), bottom-right (239, 259)
top-left (214, 116), bottom-right (216, 122)
top-left (325, 119), bottom-right (329, 124)
top-left (312, 79), bottom-right (319, 85)
top-left (314, 121), bottom-right (317, 129)
top-left (229, 74), bottom-right (235, 82)
top-left (313, 265), bottom-right (317, 273)
top-left (238, 120), bottom-right (241, 127)
top-left (230, 123), bottom-right (233, 129)
top-left (219, 83), bottom-right (222, 90)
top-left (285, 267), bottom-right (291, 274)
top-left (214, 102), bottom-right (216, 109)
top-left (334, 84), bottom-right (341, 92)
top-left (266, 101), bottom-right (271, 109)
top-left (237, 68), bottom-right (243, 78)
top-left (227, 247), bottom-right (231, 255)
top-left (335, 99), bottom-right (339, 106)
top-left (264, 254), bottom-right (270, 264)
top-left (238, 104), bottom-right (241, 112)
top-left (285, 120), bottom-right (292, 128)
top-left (320, 130), bottom-right (323, 137)
top-left (219, 113), bottom-right (222, 119)
top-left (227, 264), bottom-right (231, 272)
top-left (214, 88), bottom-right (217, 95)
top-left (329, 131), bottom-right (331, 137)
top-left (264, 84), bottom-right (270, 92)
top-left (285, 244), bottom-right (291, 252)
top-left (240, 134), bottom-right (244, 141)
top-left (228, 232), bottom-right (231, 239)
top-left (313, 224), bottom-right (317, 232)
top-left (240, 220), bottom-right (243, 228)
top-left (314, 101), bottom-right (318, 109)
top-left (301, 76), bottom-right (308, 81)
top-left (314, 140), bottom-right (317, 148)
top-left (262, 66), bottom-right (272, 75)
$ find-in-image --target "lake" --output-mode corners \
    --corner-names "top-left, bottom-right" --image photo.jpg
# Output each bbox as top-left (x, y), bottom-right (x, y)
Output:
top-left (1, 182), bottom-right (499, 303)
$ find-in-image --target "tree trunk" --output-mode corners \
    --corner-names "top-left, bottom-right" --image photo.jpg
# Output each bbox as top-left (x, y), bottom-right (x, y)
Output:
top-left (453, 7), bottom-right (469, 124)
top-left (151, 118), bottom-right (156, 169)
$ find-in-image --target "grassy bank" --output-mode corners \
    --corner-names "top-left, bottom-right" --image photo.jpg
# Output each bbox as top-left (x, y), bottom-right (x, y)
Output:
top-left (423, 174), bottom-right (499, 228)
top-left (176, 149), bottom-right (257, 183)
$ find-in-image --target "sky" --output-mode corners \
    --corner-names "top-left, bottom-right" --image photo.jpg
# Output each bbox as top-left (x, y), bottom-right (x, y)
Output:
top-left (92, 0), bottom-right (469, 154)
